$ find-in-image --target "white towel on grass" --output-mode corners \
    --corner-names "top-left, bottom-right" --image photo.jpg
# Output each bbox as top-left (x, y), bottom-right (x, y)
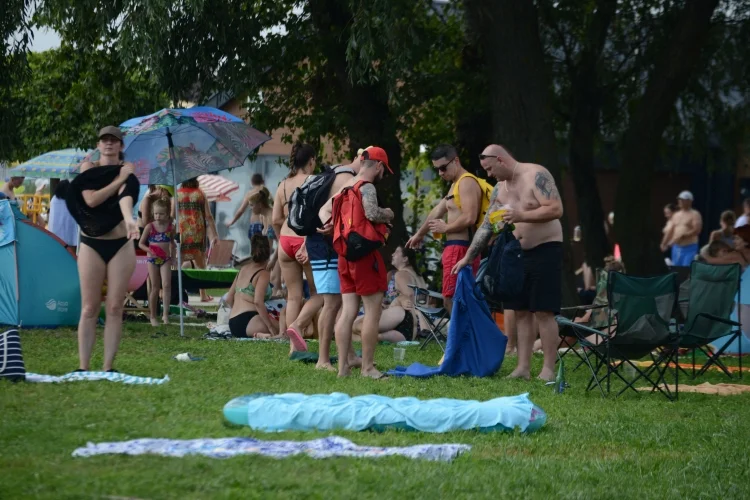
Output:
top-left (26, 371), bottom-right (169, 385)
top-left (72, 435), bottom-right (469, 462)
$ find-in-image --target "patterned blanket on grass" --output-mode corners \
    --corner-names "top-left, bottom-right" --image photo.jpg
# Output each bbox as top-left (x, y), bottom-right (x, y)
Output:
top-left (72, 436), bottom-right (470, 462)
top-left (26, 371), bottom-right (169, 385)
top-left (203, 324), bottom-right (290, 342)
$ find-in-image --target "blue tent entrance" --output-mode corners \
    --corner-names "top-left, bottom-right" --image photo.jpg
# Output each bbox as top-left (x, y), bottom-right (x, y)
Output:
top-left (0, 199), bottom-right (81, 327)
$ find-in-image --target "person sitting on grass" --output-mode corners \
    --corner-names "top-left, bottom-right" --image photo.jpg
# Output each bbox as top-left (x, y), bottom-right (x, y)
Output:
top-left (225, 234), bottom-right (279, 338)
top-left (138, 197), bottom-right (176, 326)
top-left (249, 297), bottom-right (325, 341)
top-left (353, 245), bottom-right (426, 343)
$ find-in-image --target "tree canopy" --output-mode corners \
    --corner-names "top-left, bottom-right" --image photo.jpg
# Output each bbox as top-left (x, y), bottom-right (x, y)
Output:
top-left (7, 45), bottom-right (168, 161)
top-left (6, 0), bottom-right (750, 280)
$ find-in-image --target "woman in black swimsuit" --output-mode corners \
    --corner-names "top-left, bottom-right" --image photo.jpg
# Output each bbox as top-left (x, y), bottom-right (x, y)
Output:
top-left (352, 246), bottom-right (425, 342)
top-left (67, 126), bottom-right (140, 372)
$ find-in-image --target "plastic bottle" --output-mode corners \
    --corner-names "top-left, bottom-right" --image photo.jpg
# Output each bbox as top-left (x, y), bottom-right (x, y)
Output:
top-left (554, 358), bottom-right (565, 394)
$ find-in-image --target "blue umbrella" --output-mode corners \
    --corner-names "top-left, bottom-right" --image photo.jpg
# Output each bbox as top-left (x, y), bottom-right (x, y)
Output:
top-left (118, 107), bottom-right (271, 185)
top-left (9, 149), bottom-right (91, 179)
top-left (116, 107), bottom-right (272, 335)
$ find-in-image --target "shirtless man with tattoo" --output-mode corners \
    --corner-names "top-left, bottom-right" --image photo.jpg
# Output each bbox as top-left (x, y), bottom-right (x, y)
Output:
top-left (452, 144), bottom-right (564, 381)
top-left (406, 144), bottom-right (482, 313)
top-left (324, 146), bottom-right (394, 379)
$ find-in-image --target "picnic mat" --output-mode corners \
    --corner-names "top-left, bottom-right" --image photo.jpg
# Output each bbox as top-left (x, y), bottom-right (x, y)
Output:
top-left (203, 324), bottom-right (290, 342)
top-left (289, 350), bottom-right (362, 364)
top-left (224, 392), bottom-right (546, 434)
top-left (26, 371), bottom-right (169, 385)
top-left (636, 383), bottom-right (750, 396)
top-left (633, 360), bottom-right (750, 374)
top-left (72, 436), bottom-right (470, 462)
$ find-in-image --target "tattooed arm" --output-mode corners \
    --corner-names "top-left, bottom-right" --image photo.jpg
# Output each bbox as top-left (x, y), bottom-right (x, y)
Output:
top-left (452, 185), bottom-right (502, 274)
top-left (520, 169), bottom-right (563, 222)
top-left (464, 185), bottom-right (502, 261)
top-left (360, 183), bottom-right (394, 223)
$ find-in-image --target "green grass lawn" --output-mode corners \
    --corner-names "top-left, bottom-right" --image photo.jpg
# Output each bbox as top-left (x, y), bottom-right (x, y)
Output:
top-left (2, 323), bottom-right (750, 499)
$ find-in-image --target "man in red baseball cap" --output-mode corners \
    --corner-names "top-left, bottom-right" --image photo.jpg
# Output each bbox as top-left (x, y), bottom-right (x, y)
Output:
top-left (321, 145), bottom-right (394, 379)
top-left (360, 146), bottom-right (394, 175)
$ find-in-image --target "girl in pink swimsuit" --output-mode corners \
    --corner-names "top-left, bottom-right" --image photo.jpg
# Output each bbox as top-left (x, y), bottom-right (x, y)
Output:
top-left (138, 198), bottom-right (176, 326)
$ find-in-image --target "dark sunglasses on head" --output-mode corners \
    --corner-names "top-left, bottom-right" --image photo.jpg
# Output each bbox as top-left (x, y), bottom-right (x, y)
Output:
top-left (478, 154), bottom-right (497, 160)
top-left (435, 157), bottom-right (455, 173)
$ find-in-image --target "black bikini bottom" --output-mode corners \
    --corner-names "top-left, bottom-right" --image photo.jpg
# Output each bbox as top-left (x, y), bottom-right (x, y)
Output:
top-left (229, 311), bottom-right (259, 338)
top-left (80, 235), bottom-right (131, 265)
top-left (394, 309), bottom-right (414, 341)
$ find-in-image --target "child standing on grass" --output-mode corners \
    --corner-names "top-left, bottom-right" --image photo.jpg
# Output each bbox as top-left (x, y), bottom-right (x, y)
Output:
top-left (138, 198), bottom-right (176, 326)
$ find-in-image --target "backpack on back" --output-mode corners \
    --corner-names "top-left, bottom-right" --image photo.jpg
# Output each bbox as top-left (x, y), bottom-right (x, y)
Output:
top-left (332, 180), bottom-right (389, 261)
top-left (452, 173), bottom-right (494, 230)
top-left (288, 166), bottom-right (354, 236)
top-left (476, 226), bottom-right (524, 303)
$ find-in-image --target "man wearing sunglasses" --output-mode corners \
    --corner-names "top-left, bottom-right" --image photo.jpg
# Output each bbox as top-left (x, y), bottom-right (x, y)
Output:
top-left (452, 144), bottom-right (564, 382)
top-left (406, 144), bottom-right (483, 314)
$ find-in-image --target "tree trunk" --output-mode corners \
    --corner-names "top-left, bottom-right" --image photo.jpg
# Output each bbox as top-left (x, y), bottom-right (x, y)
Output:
top-left (464, 0), bottom-right (579, 305)
top-left (615, 0), bottom-right (720, 276)
top-left (567, 0), bottom-right (617, 271)
top-left (308, 0), bottom-right (406, 258)
top-left (455, 41), bottom-right (493, 177)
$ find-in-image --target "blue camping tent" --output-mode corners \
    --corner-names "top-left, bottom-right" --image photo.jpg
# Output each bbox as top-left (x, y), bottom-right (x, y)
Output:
top-left (712, 266), bottom-right (750, 354)
top-left (0, 199), bottom-right (81, 327)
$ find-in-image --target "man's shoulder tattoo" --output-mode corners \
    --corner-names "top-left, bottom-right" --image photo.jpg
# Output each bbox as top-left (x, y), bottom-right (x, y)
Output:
top-left (534, 171), bottom-right (560, 200)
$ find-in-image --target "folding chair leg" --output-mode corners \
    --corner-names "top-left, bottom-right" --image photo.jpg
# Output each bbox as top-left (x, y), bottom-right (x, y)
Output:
top-left (584, 352), bottom-right (607, 397)
top-left (558, 336), bottom-right (589, 372)
top-left (417, 312), bottom-right (448, 353)
top-left (696, 343), bottom-right (735, 378)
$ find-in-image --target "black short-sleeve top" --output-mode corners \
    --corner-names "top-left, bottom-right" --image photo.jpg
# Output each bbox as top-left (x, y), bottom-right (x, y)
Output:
top-left (66, 163), bottom-right (140, 237)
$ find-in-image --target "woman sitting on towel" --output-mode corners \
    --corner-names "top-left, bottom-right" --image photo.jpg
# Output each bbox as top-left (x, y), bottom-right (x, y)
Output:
top-left (66, 126), bottom-right (140, 372)
top-left (353, 245), bottom-right (426, 343)
top-left (226, 234), bottom-right (279, 337)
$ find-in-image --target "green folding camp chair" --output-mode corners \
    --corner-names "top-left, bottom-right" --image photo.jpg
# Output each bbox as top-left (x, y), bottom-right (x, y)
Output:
top-left (678, 261), bottom-right (742, 379)
top-left (560, 272), bottom-right (680, 400)
top-left (556, 268), bottom-right (609, 368)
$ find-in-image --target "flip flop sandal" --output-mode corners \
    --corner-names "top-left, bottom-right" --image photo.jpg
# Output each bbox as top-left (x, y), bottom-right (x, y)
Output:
top-left (285, 326), bottom-right (308, 352)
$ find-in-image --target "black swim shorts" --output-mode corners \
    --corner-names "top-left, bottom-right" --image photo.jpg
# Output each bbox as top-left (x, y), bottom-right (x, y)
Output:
top-left (504, 241), bottom-right (562, 314)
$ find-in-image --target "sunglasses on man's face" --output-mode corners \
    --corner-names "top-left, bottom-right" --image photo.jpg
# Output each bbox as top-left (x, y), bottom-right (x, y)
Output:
top-left (478, 154), bottom-right (497, 161)
top-left (435, 157), bottom-right (455, 173)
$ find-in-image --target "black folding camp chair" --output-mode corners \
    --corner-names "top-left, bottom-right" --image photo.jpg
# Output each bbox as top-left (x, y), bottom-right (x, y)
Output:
top-left (409, 285), bottom-right (449, 352)
top-left (560, 272), bottom-right (680, 400)
top-left (678, 261), bottom-right (742, 379)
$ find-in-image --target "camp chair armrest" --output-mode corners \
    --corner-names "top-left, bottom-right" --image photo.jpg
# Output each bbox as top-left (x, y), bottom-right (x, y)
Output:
top-left (555, 316), bottom-right (612, 339)
top-left (408, 285), bottom-right (443, 300)
top-left (694, 313), bottom-right (741, 328)
top-left (560, 303), bottom-right (608, 312)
